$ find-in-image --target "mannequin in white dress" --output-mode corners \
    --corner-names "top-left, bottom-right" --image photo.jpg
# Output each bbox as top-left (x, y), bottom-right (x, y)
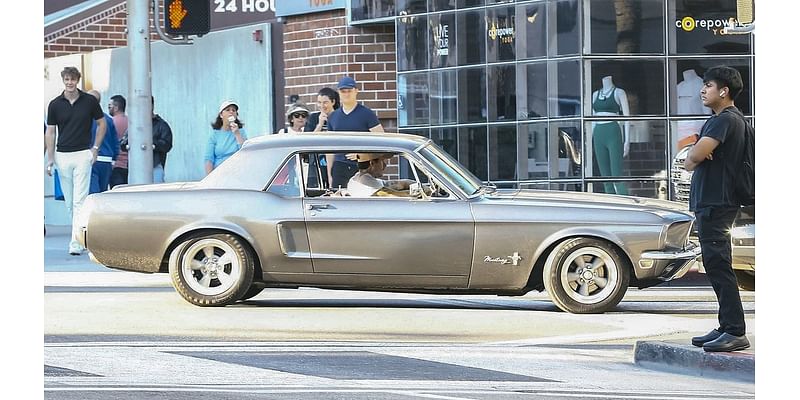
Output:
top-left (676, 69), bottom-right (712, 149)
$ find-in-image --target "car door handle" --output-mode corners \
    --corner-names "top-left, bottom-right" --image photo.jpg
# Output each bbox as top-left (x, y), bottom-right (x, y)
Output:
top-left (305, 203), bottom-right (332, 211)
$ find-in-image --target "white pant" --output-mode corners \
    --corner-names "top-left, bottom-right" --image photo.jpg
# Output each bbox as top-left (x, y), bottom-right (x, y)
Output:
top-left (55, 150), bottom-right (92, 251)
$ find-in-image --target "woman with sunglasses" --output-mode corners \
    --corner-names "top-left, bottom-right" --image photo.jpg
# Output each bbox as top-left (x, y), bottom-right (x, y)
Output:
top-left (277, 103), bottom-right (310, 134)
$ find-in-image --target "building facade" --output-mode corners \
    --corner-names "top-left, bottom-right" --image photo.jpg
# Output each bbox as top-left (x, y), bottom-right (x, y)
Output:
top-left (348, 0), bottom-right (755, 200)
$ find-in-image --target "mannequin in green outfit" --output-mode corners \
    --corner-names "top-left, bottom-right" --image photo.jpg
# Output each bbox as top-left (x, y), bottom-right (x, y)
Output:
top-left (591, 75), bottom-right (630, 195)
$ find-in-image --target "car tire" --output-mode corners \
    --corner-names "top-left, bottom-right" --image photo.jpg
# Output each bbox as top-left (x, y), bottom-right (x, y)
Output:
top-left (543, 237), bottom-right (630, 314)
top-left (169, 233), bottom-right (255, 307)
top-left (238, 285), bottom-right (265, 301)
top-left (734, 270), bottom-right (755, 291)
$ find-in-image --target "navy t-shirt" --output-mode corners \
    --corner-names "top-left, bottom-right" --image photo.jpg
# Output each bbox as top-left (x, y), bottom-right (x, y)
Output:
top-left (689, 106), bottom-right (747, 211)
top-left (327, 103), bottom-right (381, 163)
top-left (47, 90), bottom-right (104, 152)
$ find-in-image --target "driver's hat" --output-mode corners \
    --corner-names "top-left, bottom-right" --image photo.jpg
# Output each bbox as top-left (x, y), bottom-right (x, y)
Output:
top-left (345, 153), bottom-right (393, 162)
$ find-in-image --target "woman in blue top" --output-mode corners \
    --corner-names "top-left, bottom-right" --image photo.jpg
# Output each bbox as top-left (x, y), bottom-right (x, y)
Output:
top-left (205, 100), bottom-right (247, 175)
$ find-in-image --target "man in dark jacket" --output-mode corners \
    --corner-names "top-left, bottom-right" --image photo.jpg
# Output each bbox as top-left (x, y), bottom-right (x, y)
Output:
top-left (151, 96), bottom-right (173, 183)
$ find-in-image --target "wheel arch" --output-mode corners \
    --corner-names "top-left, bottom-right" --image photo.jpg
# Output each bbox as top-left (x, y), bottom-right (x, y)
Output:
top-left (159, 226), bottom-right (263, 280)
top-left (525, 229), bottom-right (634, 291)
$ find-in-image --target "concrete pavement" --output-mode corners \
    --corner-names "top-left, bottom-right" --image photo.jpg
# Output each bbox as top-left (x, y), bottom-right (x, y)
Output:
top-left (44, 224), bottom-right (755, 382)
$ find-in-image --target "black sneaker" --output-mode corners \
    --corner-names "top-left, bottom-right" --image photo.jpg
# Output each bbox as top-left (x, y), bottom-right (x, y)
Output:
top-left (691, 329), bottom-right (722, 347)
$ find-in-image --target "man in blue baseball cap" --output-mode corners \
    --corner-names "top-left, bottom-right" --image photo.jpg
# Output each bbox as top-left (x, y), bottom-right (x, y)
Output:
top-left (325, 76), bottom-right (385, 189)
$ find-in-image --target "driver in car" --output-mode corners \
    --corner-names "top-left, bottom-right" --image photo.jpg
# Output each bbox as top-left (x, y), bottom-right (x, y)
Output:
top-left (346, 153), bottom-right (418, 197)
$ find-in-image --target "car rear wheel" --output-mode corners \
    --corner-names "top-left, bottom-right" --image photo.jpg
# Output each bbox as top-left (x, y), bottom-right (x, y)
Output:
top-left (734, 270), bottom-right (755, 291)
top-left (543, 237), bottom-right (630, 314)
top-left (169, 234), bottom-right (255, 306)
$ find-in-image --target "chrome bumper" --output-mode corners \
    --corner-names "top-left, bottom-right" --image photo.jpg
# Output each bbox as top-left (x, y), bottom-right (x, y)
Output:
top-left (639, 242), bottom-right (702, 281)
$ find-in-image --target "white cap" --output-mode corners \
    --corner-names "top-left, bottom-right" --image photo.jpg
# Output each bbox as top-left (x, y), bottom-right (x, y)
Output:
top-left (218, 100), bottom-right (239, 114)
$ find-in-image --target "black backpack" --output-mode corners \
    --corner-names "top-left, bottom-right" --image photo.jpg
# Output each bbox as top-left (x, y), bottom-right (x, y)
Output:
top-left (726, 108), bottom-right (755, 206)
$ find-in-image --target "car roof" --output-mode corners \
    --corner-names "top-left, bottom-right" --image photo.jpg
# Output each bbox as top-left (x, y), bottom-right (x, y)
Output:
top-left (242, 131), bottom-right (432, 153)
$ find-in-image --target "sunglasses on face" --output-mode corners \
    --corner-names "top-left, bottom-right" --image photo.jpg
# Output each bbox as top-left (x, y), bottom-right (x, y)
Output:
top-left (291, 113), bottom-right (308, 119)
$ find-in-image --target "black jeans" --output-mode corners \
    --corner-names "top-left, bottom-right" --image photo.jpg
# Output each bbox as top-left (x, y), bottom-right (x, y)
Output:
top-left (331, 161), bottom-right (358, 189)
top-left (695, 206), bottom-right (745, 336)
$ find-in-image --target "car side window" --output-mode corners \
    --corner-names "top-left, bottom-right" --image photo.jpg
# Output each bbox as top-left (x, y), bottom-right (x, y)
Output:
top-left (266, 154), bottom-right (301, 198)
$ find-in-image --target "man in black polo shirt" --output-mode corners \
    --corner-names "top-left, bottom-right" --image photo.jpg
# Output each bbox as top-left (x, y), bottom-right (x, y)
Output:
top-left (684, 66), bottom-right (750, 352)
top-left (45, 66), bottom-right (107, 255)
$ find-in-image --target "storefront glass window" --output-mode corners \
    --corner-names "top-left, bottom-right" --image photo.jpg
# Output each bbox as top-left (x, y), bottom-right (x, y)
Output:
top-left (458, 125), bottom-right (488, 180)
top-left (586, 0), bottom-right (664, 55)
top-left (517, 62), bottom-right (547, 120)
top-left (397, 15), bottom-right (428, 71)
top-left (585, 119), bottom-right (667, 195)
top-left (430, 12), bottom-right (457, 68)
top-left (397, 72), bottom-right (430, 127)
top-left (458, 67), bottom-right (487, 123)
top-left (551, 59), bottom-right (581, 118)
top-left (520, 122), bottom-right (548, 180)
top-left (430, 70), bottom-right (458, 125)
top-left (489, 124), bottom-right (517, 181)
top-left (431, 127), bottom-right (459, 159)
top-left (549, 0), bottom-right (580, 56)
top-left (585, 59), bottom-right (666, 116)
top-left (550, 119), bottom-right (582, 179)
top-left (457, 9), bottom-right (486, 65)
top-left (669, 58), bottom-right (752, 116)
top-left (517, 1), bottom-right (547, 60)
top-left (487, 5), bottom-right (516, 62)
top-left (397, 0), bottom-right (427, 15)
top-left (670, 0), bottom-right (751, 55)
top-left (350, 0), bottom-right (395, 22)
top-left (457, 0), bottom-right (485, 8)
top-left (431, 0), bottom-right (457, 12)
top-left (488, 65), bottom-right (517, 122)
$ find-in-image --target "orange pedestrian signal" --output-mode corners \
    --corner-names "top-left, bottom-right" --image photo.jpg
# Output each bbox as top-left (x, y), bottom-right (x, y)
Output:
top-left (165, 0), bottom-right (210, 36)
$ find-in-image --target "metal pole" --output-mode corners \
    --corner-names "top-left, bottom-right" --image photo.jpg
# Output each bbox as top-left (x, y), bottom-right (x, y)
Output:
top-left (127, 0), bottom-right (154, 184)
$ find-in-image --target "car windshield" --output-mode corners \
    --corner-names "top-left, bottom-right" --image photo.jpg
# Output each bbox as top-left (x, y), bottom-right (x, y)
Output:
top-left (419, 144), bottom-right (482, 196)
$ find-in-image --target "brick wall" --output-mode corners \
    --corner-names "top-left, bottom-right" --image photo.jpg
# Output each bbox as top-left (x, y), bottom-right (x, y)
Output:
top-left (44, 3), bottom-right (162, 59)
top-left (283, 10), bottom-right (397, 130)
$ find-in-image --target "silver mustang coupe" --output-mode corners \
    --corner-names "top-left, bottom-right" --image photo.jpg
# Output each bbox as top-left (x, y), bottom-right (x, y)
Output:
top-left (76, 132), bottom-right (699, 314)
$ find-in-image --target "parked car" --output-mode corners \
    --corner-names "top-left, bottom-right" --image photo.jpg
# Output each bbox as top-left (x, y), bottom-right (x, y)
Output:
top-left (76, 132), bottom-right (700, 313)
top-left (671, 145), bottom-right (755, 290)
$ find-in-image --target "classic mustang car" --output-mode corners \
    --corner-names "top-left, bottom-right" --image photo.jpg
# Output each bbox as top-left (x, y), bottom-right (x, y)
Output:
top-left (77, 132), bottom-right (700, 313)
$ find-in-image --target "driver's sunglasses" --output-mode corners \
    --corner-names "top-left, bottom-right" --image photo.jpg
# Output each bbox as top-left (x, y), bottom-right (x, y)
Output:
top-left (291, 113), bottom-right (308, 119)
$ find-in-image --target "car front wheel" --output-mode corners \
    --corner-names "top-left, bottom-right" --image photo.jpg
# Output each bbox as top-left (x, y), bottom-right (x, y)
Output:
top-left (169, 233), bottom-right (255, 306)
top-left (543, 237), bottom-right (630, 314)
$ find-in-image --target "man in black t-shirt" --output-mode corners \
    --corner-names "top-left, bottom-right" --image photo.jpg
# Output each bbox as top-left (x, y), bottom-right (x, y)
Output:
top-left (45, 66), bottom-right (106, 255)
top-left (684, 66), bottom-right (750, 352)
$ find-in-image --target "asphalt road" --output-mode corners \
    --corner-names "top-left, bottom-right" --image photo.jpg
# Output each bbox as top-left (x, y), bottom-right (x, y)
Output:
top-left (43, 226), bottom-right (756, 399)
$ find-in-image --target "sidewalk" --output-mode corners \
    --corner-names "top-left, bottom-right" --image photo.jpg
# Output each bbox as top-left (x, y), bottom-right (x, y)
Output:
top-left (44, 224), bottom-right (754, 382)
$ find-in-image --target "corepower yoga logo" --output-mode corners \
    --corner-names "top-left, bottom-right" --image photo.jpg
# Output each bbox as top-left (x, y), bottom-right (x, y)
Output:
top-left (676, 16), bottom-right (736, 35)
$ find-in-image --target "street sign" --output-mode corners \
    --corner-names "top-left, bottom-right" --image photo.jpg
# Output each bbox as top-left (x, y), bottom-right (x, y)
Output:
top-left (165, 0), bottom-right (211, 36)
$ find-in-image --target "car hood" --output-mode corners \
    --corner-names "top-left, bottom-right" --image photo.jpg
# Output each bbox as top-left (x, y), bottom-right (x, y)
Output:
top-left (108, 182), bottom-right (199, 193)
top-left (485, 189), bottom-right (692, 215)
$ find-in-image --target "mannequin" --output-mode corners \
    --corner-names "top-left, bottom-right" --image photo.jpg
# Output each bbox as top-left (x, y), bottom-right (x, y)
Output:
top-left (591, 75), bottom-right (630, 195)
top-left (675, 68), bottom-right (712, 149)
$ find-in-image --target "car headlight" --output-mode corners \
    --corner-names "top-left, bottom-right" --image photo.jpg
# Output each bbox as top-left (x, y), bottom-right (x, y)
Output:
top-left (664, 221), bottom-right (692, 249)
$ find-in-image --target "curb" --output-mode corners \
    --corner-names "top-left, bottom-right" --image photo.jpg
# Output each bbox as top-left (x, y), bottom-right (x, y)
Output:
top-left (634, 340), bottom-right (754, 382)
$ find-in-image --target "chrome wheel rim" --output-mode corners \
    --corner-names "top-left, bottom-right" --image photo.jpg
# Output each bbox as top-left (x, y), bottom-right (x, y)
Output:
top-left (181, 239), bottom-right (241, 296)
top-left (559, 247), bottom-right (618, 304)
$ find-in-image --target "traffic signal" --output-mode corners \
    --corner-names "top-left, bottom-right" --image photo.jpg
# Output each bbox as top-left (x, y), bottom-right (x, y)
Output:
top-left (165, 0), bottom-right (210, 36)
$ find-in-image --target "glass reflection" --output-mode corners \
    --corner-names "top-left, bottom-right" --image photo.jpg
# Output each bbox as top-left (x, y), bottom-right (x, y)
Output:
top-left (551, 60), bottom-right (580, 117)
top-left (457, 9), bottom-right (486, 65)
top-left (487, 5), bottom-right (516, 62)
top-left (397, 14), bottom-right (428, 71)
top-left (489, 124), bottom-right (517, 181)
top-left (587, 0), bottom-right (665, 54)
top-left (431, 127), bottom-right (458, 159)
top-left (458, 67), bottom-right (487, 123)
top-left (549, 0), bottom-right (580, 56)
top-left (398, 72), bottom-right (430, 127)
top-left (488, 65), bottom-right (517, 121)
top-left (430, 13), bottom-right (457, 68)
top-left (518, 62), bottom-right (547, 119)
top-left (430, 70), bottom-right (458, 125)
top-left (458, 125), bottom-right (488, 180)
top-left (517, 2), bottom-right (547, 59)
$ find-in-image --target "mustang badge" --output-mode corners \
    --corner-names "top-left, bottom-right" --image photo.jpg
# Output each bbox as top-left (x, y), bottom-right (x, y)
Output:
top-left (483, 252), bottom-right (523, 266)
